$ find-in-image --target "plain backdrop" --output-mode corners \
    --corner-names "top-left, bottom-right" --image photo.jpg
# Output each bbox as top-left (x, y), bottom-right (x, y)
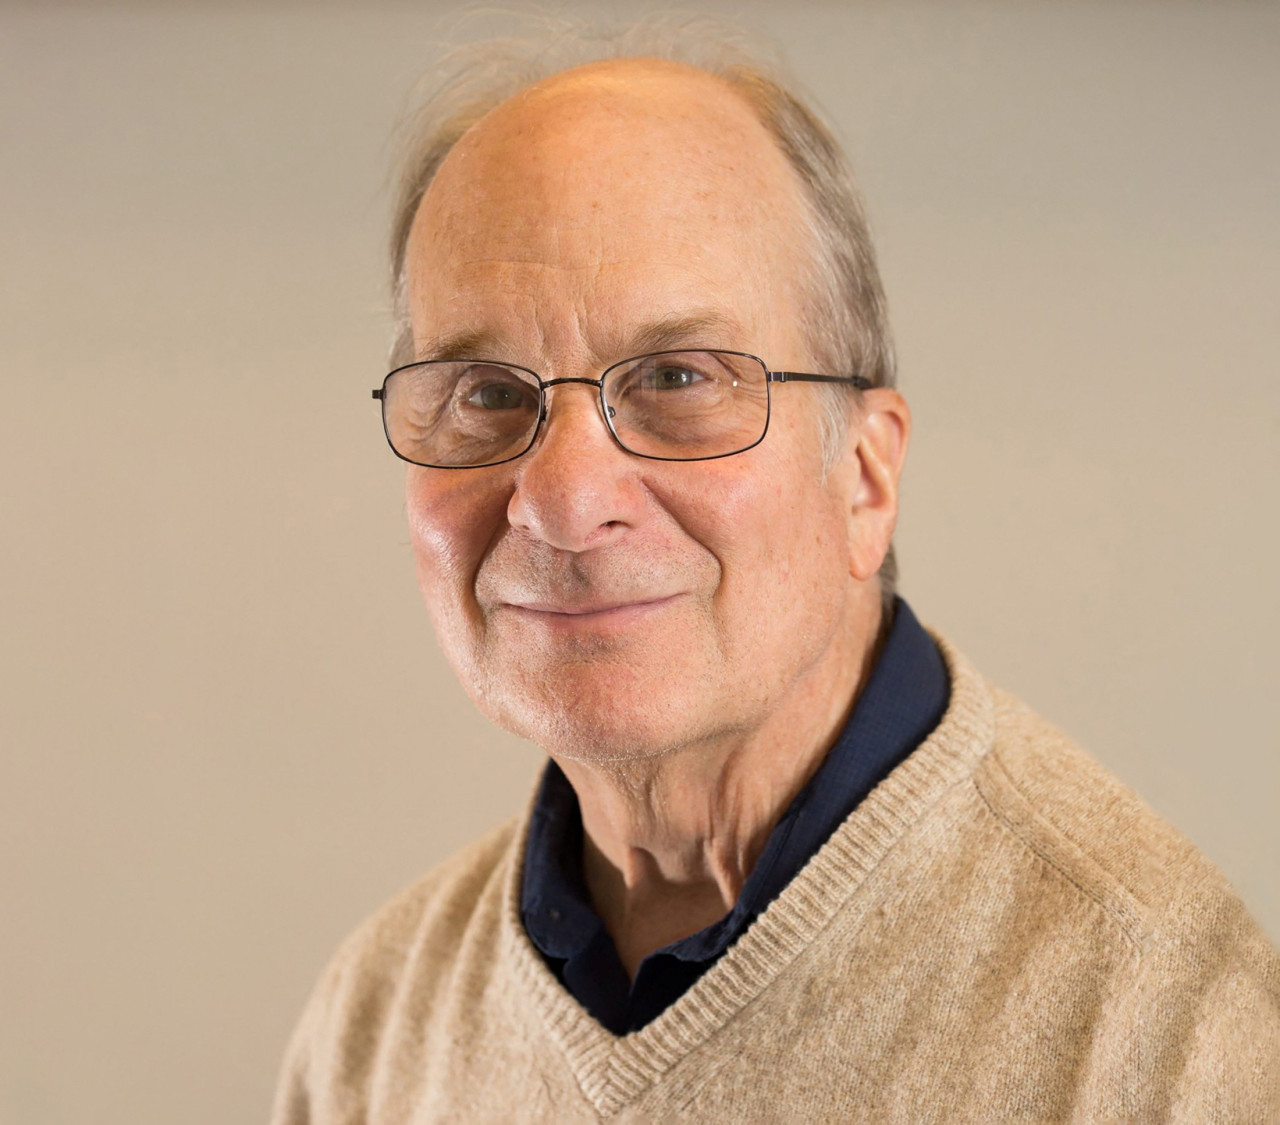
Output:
top-left (1, 2), bottom-right (1276, 1122)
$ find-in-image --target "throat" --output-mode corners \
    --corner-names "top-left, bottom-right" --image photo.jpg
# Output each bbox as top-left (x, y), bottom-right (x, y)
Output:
top-left (581, 833), bottom-right (746, 979)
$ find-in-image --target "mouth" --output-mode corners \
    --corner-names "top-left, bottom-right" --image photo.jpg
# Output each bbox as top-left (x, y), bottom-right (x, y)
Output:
top-left (502, 594), bottom-right (681, 630)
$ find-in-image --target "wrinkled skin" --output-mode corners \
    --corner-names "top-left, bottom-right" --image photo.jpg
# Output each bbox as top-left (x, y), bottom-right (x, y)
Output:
top-left (401, 59), bottom-right (910, 963)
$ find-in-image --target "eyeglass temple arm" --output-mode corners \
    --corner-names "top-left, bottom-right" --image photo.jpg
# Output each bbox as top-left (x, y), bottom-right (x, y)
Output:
top-left (768, 372), bottom-right (873, 390)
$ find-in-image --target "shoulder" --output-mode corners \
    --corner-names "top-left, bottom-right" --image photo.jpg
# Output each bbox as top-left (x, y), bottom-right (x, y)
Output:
top-left (971, 683), bottom-right (1280, 1113)
top-left (349, 815), bottom-right (520, 951)
top-left (270, 815), bottom-right (525, 1124)
top-left (320, 813), bottom-right (522, 1006)
top-left (973, 685), bottom-right (1249, 943)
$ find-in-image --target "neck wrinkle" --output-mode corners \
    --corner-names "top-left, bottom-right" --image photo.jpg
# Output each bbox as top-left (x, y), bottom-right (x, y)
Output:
top-left (555, 588), bottom-right (885, 973)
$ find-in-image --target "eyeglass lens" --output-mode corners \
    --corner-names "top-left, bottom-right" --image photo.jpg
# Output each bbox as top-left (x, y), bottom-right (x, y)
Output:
top-left (381, 350), bottom-right (770, 468)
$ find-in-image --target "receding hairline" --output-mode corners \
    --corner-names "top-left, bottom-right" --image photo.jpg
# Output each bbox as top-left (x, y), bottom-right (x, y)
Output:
top-left (486, 53), bottom-right (783, 125)
top-left (404, 56), bottom-right (824, 371)
top-left (419, 55), bottom-right (813, 219)
top-left (391, 53), bottom-right (829, 311)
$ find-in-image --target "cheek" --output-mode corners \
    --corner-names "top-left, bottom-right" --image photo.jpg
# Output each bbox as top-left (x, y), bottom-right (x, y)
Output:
top-left (405, 468), bottom-right (507, 620)
top-left (666, 460), bottom-right (846, 606)
top-left (665, 440), bottom-right (850, 669)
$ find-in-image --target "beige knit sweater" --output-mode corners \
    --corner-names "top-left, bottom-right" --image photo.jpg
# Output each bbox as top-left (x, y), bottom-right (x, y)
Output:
top-left (272, 641), bottom-right (1280, 1123)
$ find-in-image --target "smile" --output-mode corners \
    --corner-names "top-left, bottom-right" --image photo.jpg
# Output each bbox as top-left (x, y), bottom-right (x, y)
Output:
top-left (503, 595), bottom-right (681, 629)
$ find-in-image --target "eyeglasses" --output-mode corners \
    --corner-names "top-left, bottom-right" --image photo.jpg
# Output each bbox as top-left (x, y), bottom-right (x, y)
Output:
top-left (372, 349), bottom-right (871, 469)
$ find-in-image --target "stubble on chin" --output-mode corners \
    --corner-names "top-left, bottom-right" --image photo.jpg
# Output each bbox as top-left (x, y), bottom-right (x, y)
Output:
top-left (474, 616), bottom-right (646, 742)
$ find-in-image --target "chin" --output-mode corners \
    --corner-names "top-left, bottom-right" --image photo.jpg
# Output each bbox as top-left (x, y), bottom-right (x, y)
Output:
top-left (482, 674), bottom-right (711, 764)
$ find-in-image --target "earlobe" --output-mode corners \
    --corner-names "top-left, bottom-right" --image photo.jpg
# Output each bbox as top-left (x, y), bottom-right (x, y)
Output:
top-left (846, 389), bottom-right (911, 582)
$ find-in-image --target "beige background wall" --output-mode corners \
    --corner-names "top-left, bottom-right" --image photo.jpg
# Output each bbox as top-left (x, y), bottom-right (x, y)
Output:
top-left (1, 2), bottom-right (1276, 1122)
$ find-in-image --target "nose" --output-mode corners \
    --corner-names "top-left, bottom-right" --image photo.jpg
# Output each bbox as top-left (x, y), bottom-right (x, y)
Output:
top-left (507, 382), bottom-right (646, 553)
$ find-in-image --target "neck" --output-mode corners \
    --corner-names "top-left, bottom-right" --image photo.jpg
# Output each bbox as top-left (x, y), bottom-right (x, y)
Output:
top-left (555, 592), bottom-right (886, 978)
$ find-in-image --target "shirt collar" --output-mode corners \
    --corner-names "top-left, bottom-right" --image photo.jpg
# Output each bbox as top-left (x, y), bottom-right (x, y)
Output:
top-left (521, 597), bottom-right (950, 968)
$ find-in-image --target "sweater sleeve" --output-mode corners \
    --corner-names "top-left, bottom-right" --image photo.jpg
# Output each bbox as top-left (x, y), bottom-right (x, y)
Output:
top-left (268, 949), bottom-right (345, 1125)
top-left (266, 817), bottom-right (523, 1124)
top-left (266, 907), bottom-right (430, 1125)
top-left (269, 1016), bottom-right (312, 1125)
top-left (1164, 918), bottom-right (1280, 1122)
top-left (1076, 868), bottom-right (1280, 1122)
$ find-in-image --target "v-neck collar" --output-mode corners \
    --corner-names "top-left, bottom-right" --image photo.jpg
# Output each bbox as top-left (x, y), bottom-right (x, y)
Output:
top-left (502, 633), bottom-right (994, 1117)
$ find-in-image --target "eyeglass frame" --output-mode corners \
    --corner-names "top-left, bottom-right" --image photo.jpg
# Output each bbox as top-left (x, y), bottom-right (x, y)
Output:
top-left (371, 348), bottom-right (873, 469)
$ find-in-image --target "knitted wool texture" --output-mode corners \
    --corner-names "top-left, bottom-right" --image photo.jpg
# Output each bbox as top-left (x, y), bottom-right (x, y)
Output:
top-left (272, 640), bottom-right (1280, 1123)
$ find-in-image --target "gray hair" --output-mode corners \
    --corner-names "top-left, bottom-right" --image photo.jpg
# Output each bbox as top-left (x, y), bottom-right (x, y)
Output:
top-left (387, 13), bottom-right (898, 606)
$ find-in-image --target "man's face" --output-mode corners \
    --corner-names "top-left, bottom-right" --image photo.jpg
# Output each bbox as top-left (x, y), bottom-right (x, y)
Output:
top-left (402, 61), bottom-right (877, 761)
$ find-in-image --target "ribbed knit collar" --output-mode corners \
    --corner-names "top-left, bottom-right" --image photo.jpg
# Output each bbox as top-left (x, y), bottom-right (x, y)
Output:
top-left (497, 634), bottom-right (996, 1118)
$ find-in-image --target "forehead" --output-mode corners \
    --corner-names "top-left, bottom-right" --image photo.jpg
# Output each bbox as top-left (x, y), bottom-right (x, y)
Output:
top-left (405, 60), bottom-right (814, 362)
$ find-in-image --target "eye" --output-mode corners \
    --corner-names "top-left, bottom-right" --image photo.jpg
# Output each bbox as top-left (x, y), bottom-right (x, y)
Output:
top-left (466, 381), bottom-right (530, 410)
top-left (605, 352), bottom-right (738, 405)
top-left (644, 364), bottom-right (706, 391)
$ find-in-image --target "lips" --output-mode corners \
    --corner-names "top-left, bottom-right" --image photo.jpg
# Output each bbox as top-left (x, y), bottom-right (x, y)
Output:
top-left (507, 595), bottom-right (679, 616)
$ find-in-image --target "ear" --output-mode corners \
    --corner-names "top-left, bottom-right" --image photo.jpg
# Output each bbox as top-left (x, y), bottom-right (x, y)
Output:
top-left (839, 389), bottom-right (911, 582)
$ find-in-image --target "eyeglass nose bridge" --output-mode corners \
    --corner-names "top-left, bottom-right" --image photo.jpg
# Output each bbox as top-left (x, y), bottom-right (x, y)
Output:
top-left (535, 376), bottom-right (615, 425)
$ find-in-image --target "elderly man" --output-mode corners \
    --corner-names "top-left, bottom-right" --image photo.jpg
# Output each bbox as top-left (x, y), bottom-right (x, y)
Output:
top-left (273, 34), bottom-right (1280, 1124)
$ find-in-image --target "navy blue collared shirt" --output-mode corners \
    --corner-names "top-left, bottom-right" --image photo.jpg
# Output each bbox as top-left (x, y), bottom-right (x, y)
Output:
top-left (520, 598), bottom-right (949, 1035)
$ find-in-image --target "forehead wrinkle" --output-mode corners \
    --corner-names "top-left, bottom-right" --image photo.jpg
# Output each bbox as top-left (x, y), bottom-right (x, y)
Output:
top-left (414, 247), bottom-right (756, 334)
top-left (413, 309), bottom-right (755, 372)
top-left (421, 65), bottom-right (808, 262)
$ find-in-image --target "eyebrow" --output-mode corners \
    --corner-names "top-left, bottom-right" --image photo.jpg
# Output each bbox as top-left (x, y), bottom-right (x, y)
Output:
top-left (621, 310), bottom-right (749, 358)
top-left (413, 329), bottom-right (506, 363)
top-left (412, 310), bottom-right (752, 367)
